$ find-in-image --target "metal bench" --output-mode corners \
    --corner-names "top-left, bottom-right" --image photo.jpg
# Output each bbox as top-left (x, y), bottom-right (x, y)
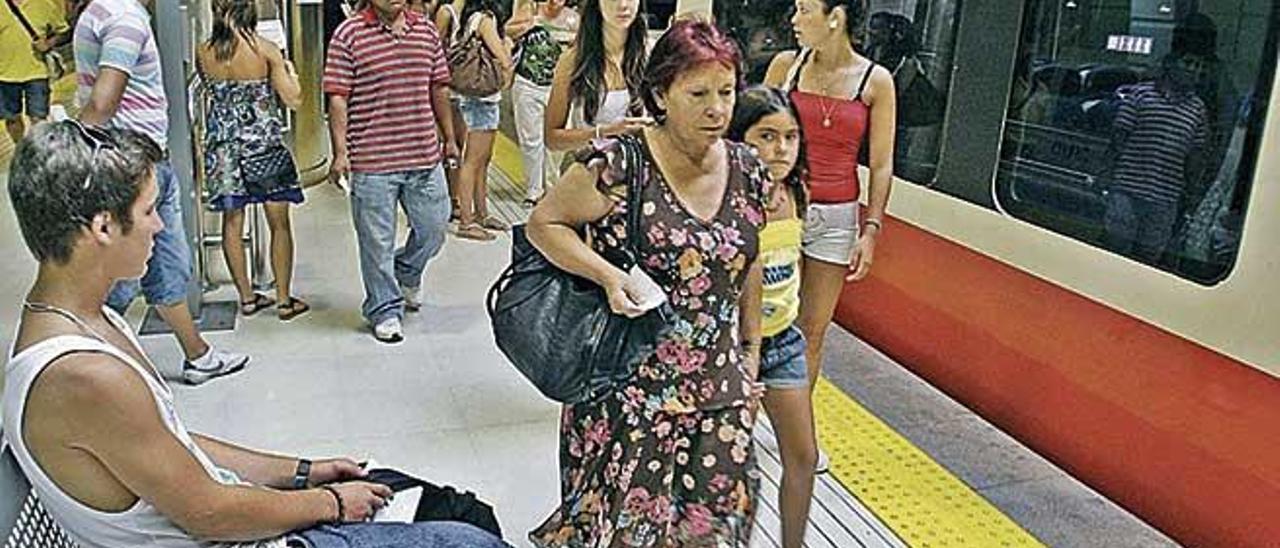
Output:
top-left (1, 439), bottom-right (79, 548)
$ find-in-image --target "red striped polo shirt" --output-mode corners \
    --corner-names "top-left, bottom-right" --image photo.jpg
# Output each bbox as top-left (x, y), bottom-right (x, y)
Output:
top-left (323, 8), bottom-right (451, 173)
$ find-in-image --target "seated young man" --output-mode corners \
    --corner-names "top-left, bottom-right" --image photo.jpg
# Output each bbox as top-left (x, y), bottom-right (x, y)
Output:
top-left (1, 121), bottom-right (507, 548)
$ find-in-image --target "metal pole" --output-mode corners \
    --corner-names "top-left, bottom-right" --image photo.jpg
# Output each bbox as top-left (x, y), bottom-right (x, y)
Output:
top-left (154, 0), bottom-right (203, 317)
top-left (288, 0), bottom-right (330, 185)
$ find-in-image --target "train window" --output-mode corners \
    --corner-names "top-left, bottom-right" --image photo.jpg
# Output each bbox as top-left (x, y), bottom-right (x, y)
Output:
top-left (996, 0), bottom-right (1277, 284)
top-left (864, 0), bottom-right (960, 185)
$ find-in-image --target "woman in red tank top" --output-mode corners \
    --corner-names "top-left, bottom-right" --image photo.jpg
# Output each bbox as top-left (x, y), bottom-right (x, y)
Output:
top-left (764, 0), bottom-right (896, 466)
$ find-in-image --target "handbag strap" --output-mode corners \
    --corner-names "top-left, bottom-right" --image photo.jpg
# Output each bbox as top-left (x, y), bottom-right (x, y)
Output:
top-left (617, 134), bottom-right (647, 265)
top-left (3, 0), bottom-right (40, 40)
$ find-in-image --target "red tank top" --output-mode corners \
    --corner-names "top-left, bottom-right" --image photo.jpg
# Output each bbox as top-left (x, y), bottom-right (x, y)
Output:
top-left (785, 51), bottom-right (875, 204)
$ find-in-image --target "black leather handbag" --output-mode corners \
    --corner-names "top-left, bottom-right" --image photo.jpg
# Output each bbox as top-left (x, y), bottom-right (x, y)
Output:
top-left (239, 143), bottom-right (298, 196)
top-left (486, 135), bottom-right (671, 404)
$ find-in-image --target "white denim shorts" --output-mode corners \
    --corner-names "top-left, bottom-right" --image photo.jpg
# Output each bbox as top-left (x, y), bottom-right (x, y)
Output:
top-left (801, 202), bottom-right (860, 266)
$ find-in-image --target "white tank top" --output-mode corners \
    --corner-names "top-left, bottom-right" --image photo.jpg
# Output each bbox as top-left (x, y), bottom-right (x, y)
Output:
top-left (0, 308), bottom-right (285, 548)
top-left (570, 89), bottom-right (632, 129)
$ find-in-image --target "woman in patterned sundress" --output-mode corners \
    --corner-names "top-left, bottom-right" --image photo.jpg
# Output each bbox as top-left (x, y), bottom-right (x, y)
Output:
top-left (527, 20), bottom-right (767, 547)
top-left (198, 0), bottom-right (309, 320)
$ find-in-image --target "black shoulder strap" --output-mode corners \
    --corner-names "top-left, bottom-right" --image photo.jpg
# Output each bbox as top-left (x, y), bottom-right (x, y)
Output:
top-left (782, 49), bottom-right (810, 93)
top-left (855, 63), bottom-right (875, 101)
top-left (618, 134), bottom-right (647, 260)
top-left (3, 0), bottom-right (40, 40)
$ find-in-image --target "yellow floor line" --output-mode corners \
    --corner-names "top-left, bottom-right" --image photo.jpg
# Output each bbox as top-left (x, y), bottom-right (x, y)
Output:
top-left (492, 131), bottom-right (526, 189)
top-left (814, 378), bottom-right (1045, 547)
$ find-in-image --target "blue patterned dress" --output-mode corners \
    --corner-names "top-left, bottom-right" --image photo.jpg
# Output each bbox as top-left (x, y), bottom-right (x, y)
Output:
top-left (202, 79), bottom-right (304, 211)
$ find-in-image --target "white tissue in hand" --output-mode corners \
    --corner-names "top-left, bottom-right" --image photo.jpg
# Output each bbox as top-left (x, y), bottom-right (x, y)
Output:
top-left (626, 265), bottom-right (667, 311)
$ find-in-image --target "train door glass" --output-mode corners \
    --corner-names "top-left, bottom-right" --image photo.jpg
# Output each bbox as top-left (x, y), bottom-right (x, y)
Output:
top-left (996, 0), bottom-right (1277, 284)
top-left (864, 0), bottom-right (960, 185)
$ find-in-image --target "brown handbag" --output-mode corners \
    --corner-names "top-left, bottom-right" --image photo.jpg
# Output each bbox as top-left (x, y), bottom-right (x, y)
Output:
top-left (448, 13), bottom-right (504, 97)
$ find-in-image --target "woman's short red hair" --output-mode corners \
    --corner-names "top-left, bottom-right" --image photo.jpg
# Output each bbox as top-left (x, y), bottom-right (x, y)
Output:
top-left (641, 19), bottom-right (743, 119)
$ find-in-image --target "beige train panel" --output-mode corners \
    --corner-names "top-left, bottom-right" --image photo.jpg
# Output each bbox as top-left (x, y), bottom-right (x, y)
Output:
top-left (873, 74), bottom-right (1280, 376)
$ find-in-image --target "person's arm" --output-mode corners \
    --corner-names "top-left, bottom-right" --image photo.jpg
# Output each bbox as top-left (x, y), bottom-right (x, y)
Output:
top-left (323, 28), bottom-right (354, 185)
top-left (527, 160), bottom-right (646, 318)
top-left (432, 82), bottom-right (457, 162)
top-left (504, 0), bottom-right (536, 40)
top-left (762, 50), bottom-right (799, 89)
top-left (738, 259), bottom-right (763, 382)
top-left (263, 40), bottom-right (302, 109)
top-left (36, 355), bottom-right (392, 542)
top-left (327, 94), bottom-right (351, 184)
top-left (79, 66), bottom-right (129, 125)
top-left (434, 4), bottom-right (454, 49)
top-left (79, 12), bottom-right (149, 124)
top-left (543, 49), bottom-right (647, 151)
top-left (849, 64), bottom-right (896, 282)
top-left (191, 435), bottom-right (366, 490)
top-left (477, 14), bottom-right (514, 76)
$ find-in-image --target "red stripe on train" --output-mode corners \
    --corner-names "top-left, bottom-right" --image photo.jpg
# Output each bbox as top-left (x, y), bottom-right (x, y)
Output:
top-left (833, 216), bottom-right (1280, 548)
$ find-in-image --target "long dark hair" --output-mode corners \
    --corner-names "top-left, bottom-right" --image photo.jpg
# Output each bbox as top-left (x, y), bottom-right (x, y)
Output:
top-left (571, 0), bottom-right (648, 124)
top-left (819, 0), bottom-right (869, 46)
top-left (728, 85), bottom-right (809, 212)
top-left (208, 0), bottom-right (259, 62)
top-left (461, 0), bottom-right (506, 35)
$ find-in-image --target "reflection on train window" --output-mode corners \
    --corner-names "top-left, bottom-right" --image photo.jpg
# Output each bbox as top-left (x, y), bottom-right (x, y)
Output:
top-left (718, 0), bottom-right (961, 185)
top-left (997, 0), bottom-right (1276, 284)
top-left (863, 0), bottom-right (959, 184)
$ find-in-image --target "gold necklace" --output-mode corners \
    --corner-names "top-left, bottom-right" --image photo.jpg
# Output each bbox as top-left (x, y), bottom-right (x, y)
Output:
top-left (817, 95), bottom-right (838, 128)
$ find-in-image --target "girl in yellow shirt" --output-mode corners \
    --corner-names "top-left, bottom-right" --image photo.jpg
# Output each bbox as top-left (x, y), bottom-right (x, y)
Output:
top-left (729, 85), bottom-right (814, 548)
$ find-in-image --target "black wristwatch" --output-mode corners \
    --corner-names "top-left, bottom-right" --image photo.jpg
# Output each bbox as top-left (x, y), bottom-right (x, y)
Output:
top-left (292, 458), bottom-right (312, 490)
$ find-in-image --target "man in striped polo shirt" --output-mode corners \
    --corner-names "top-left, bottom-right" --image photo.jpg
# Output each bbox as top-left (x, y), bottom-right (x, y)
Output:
top-left (324, 0), bottom-right (458, 343)
top-left (75, 0), bottom-right (250, 382)
top-left (1104, 51), bottom-right (1210, 265)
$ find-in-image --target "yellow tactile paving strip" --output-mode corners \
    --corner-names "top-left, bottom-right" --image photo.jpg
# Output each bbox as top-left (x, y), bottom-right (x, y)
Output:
top-left (491, 134), bottom-right (1042, 546)
top-left (813, 377), bottom-right (1045, 547)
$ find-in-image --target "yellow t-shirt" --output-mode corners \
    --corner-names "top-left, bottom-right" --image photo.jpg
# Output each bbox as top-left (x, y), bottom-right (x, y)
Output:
top-left (761, 217), bottom-right (804, 338)
top-left (0, 0), bottom-right (66, 82)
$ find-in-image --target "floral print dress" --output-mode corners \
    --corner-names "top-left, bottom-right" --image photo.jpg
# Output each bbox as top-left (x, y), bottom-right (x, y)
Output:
top-left (202, 79), bottom-right (304, 212)
top-left (531, 135), bottom-right (769, 547)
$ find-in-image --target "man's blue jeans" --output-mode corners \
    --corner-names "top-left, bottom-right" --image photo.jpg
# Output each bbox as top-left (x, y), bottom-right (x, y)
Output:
top-left (107, 159), bottom-right (194, 311)
top-left (290, 521), bottom-right (508, 547)
top-left (350, 166), bottom-right (451, 325)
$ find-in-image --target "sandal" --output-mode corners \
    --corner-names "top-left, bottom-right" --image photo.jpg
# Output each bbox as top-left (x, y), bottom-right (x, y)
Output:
top-left (240, 293), bottom-right (276, 316)
top-left (479, 216), bottom-right (510, 231)
top-left (277, 297), bottom-right (311, 321)
top-left (455, 223), bottom-right (496, 241)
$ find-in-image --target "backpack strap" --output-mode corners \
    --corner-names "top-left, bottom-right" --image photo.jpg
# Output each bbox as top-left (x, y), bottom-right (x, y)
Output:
top-left (3, 0), bottom-right (40, 40)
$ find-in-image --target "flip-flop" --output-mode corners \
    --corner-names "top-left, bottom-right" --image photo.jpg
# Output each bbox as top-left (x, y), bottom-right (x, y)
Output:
top-left (479, 216), bottom-right (510, 231)
top-left (240, 293), bottom-right (276, 316)
top-left (277, 297), bottom-right (311, 321)
top-left (455, 223), bottom-right (496, 241)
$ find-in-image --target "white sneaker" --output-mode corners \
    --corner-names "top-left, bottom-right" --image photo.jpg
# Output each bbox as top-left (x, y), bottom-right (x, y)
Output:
top-left (400, 283), bottom-right (422, 312)
top-left (816, 447), bottom-right (831, 474)
top-left (181, 347), bottom-right (250, 386)
top-left (373, 317), bottom-right (404, 344)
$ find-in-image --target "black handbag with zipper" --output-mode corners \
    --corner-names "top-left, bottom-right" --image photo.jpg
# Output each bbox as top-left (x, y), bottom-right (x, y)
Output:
top-left (486, 135), bottom-right (672, 404)
top-left (239, 143), bottom-right (298, 196)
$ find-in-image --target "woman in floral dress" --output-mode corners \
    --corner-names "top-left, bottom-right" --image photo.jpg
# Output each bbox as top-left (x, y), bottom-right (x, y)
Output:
top-left (527, 20), bottom-right (766, 547)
